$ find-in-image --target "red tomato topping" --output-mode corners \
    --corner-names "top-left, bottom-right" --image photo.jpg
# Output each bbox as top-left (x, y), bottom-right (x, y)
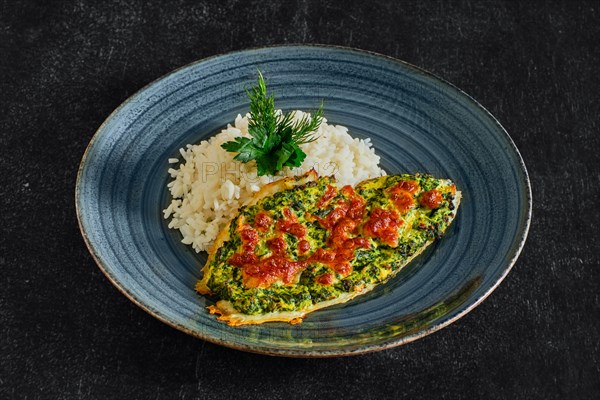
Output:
top-left (306, 185), bottom-right (371, 278)
top-left (339, 185), bottom-right (355, 197)
top-left (317, 185), bottom-right (337, 208)
top-left (277, 220), bottom-right (307, 237)
top-left (243, 257), bottom-right (306, 288)
top-left (229, 226), bottom-right (260, 267)
top-left (389, 181), bottom-right (419, 213)
top-left (282, 208), bottom-right (294, 219)
top-left (232, 185), bottom-right (374, 288)
top-left (420, 189), bottom-right (443, 209)
top-left (395, 180), bottom-right (419, 194)
top-left (254, 212), bottom-right (272, 231)
top-left (334, 263), bottom-right (352, 276)
top-left (267, 237), bottom-right (286, 255)
top-left (276, 208), bottom-right (307, 238)
top-left (289, 223), bottom-right (307, 237)
top-left (310, 248), bottom-right (336, 263)
top-left (316, 273), bottom-right (334, 286)
top-left (352, 237), bottom-right (370, 249)
top-left (298, 239), bottom-right (311, 253)
top-left (390, 189), bottom-right (414, 213)
top-left (342, 186), bottom-right (367, 220)
top-left (230, 204), bottom-right (311, 288)
top-left (229, 252), bottom-right (258, 267)
top-left (330, 217), bottom-right (358, 248)
top-left (240, 225), bottom-right (258, 244)
top-left (363, 208), bottom-right (403, 247)
top-left (318, 201), bottom-right (350, 230)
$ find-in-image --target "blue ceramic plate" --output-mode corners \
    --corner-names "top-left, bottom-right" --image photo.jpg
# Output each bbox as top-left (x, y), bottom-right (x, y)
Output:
top-left (76, 45), bottom-right (531, 356)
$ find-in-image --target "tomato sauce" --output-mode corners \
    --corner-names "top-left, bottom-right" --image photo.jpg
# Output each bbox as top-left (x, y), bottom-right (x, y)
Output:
top-left (276, 207), bottom-right (307, 237)
top-left (317, 185), bottom-right (337, 208)
top-left (243, 257), bottom-right (306, 289)
top-left (254, 211), bottom-right (272, 231)
top-left (316, 273), bottom-right (334, 286)
top-left (267, 237), bottom-right (286, 255)
top-left (230, 186), bottom-right (372, 288)
top-left (231, 208), bottom-right (310, 288)
top-left (390, 190), bottom-right (414, 213)
top-left (229, 225), bottom-right (260, 267)
top-left (317, 201), bottom-right (349, 230)
top-left (388, 180), bottom-right (419, 213)
top-left (309, 186), bottom-right (369, 280)
top-left (395, 180), bottom-right (419, 194)
top-left (233, 228), bottom-right (306, 288)
top-left (341, 185), bottom-right (366, 219)
top-left (298, 239), bottom-right (310, 254)
top-left (363, 208), bottom-right (403, 247)
top-left (420, 189), bottom-right (443, 209)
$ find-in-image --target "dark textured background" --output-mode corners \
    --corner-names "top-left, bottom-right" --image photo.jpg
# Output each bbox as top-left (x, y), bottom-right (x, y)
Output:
top-left (1, 1), bottom-right (599, 399)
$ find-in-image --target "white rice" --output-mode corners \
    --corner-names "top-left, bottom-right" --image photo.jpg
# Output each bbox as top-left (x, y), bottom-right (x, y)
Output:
top-left (163, 111), bottom-right (386, 253)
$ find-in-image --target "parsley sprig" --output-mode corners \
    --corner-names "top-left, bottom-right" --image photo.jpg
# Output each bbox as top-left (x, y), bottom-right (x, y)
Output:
top-left (221, 71), bottom-right (324, 176)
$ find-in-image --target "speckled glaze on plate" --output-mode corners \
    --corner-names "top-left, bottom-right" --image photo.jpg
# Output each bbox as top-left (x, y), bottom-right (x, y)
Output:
top-left (76, 45), bottom-right (531, 357)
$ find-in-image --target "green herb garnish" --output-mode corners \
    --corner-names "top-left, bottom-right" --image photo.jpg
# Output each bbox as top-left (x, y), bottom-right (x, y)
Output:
top-left (221, 71), bottom-right (324, 176)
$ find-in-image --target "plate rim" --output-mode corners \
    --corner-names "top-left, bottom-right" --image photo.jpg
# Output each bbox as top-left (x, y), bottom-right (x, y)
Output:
top-left (75, 44), bottom-right (532, 357)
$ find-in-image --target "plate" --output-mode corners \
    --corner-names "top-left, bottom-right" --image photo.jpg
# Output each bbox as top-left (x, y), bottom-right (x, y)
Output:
top-left (76, 45), bottom-right (531, 356)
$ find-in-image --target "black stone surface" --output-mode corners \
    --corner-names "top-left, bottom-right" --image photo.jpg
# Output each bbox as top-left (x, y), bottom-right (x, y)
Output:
top-left (1, 1), bottom-right (599, 399)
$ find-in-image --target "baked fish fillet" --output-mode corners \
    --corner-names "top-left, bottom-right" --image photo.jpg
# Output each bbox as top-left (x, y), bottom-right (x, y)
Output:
top-left (196, 170), bottom-right (461, 326)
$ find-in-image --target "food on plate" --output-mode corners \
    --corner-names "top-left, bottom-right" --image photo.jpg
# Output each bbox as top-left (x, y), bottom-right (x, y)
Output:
top-left (163, 73), bottom-right (384, 253)
top-left (164, 71), bottom-right (460, 326)
top-left (196, 170), bottom-right (460, 326)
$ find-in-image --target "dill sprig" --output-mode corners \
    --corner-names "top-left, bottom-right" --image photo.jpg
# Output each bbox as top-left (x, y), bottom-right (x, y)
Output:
top-left (221, 71), bottom-right (324, 176)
